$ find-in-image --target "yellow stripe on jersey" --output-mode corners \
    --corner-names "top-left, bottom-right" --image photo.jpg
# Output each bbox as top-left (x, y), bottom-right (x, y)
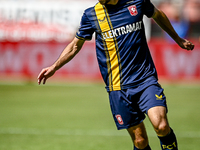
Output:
top-left (95, 3), bottom-right (121, 91)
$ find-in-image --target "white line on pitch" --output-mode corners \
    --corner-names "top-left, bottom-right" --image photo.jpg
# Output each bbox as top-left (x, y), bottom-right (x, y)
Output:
top-left (0, 128), bottom-right (200, 138)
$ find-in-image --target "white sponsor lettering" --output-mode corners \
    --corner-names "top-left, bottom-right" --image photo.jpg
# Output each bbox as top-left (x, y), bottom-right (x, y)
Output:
top-left (102, 21), bottom-right (142, 40)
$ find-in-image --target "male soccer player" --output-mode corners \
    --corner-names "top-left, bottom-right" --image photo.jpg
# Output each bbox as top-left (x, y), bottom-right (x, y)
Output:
top-left (38, 0), bottom-right (194, 149)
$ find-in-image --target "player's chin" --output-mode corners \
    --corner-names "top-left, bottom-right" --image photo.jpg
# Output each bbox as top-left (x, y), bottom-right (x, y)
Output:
top-left (98, 0), bottom-right (105, 5)
top-left (98, 0), bottom-right (109, 5)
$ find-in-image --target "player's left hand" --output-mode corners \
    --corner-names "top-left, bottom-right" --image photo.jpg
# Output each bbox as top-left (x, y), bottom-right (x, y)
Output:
top-left (178, 38), bottom-right (195, 51)
top-left (37, 66), bottom-right (56, 85)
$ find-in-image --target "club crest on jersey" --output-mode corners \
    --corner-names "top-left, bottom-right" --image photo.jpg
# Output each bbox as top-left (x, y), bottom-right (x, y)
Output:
top-left (115, 115), bottom-right (124, 125)
top-left (128, 5), bottom-right (138, 16)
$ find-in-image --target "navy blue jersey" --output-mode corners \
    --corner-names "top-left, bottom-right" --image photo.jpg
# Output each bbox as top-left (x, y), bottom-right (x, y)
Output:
top-left (76, 0), bottom-right (158, 91)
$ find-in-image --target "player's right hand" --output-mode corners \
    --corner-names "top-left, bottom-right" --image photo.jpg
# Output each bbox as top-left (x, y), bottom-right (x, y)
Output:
top-left (37, 66), bottom-right (56, 85)
top-left (178, 38), bottom-right (195, 51)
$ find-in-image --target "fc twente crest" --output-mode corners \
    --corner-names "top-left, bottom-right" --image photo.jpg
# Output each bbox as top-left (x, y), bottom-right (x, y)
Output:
top-left (128, 5), bottom-right (138, 16)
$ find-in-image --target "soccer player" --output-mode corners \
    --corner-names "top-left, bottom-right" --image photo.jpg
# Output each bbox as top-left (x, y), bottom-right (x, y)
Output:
top-left (38, 0), bottom-right (194, 149)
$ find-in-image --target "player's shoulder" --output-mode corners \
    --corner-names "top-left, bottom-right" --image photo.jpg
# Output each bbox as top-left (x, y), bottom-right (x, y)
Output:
top-left (84, 6), bottom-right (93, 13)
top-left (84, 3), bottom-right (98, 14)
top-left (134, 0), bottom-right (152, 4)
top-left (125, 0), bottom-right (148, 6)
top-left (81, 5), bottom-right (95, 20)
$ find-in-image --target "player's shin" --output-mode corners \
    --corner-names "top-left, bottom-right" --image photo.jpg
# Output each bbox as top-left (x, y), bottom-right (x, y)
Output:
top-left (158, 128), bottom-right (178, 150)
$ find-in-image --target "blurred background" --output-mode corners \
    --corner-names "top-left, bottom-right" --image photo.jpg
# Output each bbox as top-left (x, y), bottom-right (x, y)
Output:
top-left (0, 0), bottom-right (199, 83)
top-left (0, 1), bottom-right (200, 150)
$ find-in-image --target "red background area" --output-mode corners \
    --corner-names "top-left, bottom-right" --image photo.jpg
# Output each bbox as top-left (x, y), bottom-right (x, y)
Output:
top-left (0, 38), bottom-right (199, 82)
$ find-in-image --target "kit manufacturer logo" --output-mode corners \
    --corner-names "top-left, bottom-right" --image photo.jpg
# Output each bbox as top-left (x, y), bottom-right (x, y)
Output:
top-left (98, 17), bottom-right (106, 23)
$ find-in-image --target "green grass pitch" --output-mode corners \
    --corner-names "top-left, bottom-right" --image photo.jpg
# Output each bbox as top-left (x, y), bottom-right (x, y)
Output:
top-left (0, 82), bottom-right (200, 150)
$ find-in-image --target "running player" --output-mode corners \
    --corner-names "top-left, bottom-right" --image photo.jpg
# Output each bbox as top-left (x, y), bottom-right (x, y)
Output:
top-left (38, 0), bottom-right (194, 149)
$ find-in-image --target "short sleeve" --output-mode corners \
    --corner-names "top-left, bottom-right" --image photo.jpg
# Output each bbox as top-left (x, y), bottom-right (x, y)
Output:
top-left (143, 0), bottom-right (155, 18)
top-left (76, 12), bottom-right (94, 41)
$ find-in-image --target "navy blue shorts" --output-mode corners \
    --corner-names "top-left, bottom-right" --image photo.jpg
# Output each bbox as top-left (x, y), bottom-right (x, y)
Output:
top-left (108, 84), bottom-right (167, 130)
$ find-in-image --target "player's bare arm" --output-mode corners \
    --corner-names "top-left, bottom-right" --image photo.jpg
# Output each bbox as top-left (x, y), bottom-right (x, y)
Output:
top-left (37, 37), bottom-right (85, 85)
top-left (152, 7), bottom-right (194, 51)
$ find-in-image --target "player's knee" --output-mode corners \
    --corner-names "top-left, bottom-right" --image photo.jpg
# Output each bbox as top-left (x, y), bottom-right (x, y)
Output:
top-left (154, 123), bottom-right (170, 136)
top-left (134, 137), bottom-right (149, 149)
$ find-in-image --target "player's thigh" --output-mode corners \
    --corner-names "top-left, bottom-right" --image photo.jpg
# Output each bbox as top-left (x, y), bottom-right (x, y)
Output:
top-left (138, 84), bottom-right (170, 136)
top-left (148, 106), bottom-right (170, 136)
